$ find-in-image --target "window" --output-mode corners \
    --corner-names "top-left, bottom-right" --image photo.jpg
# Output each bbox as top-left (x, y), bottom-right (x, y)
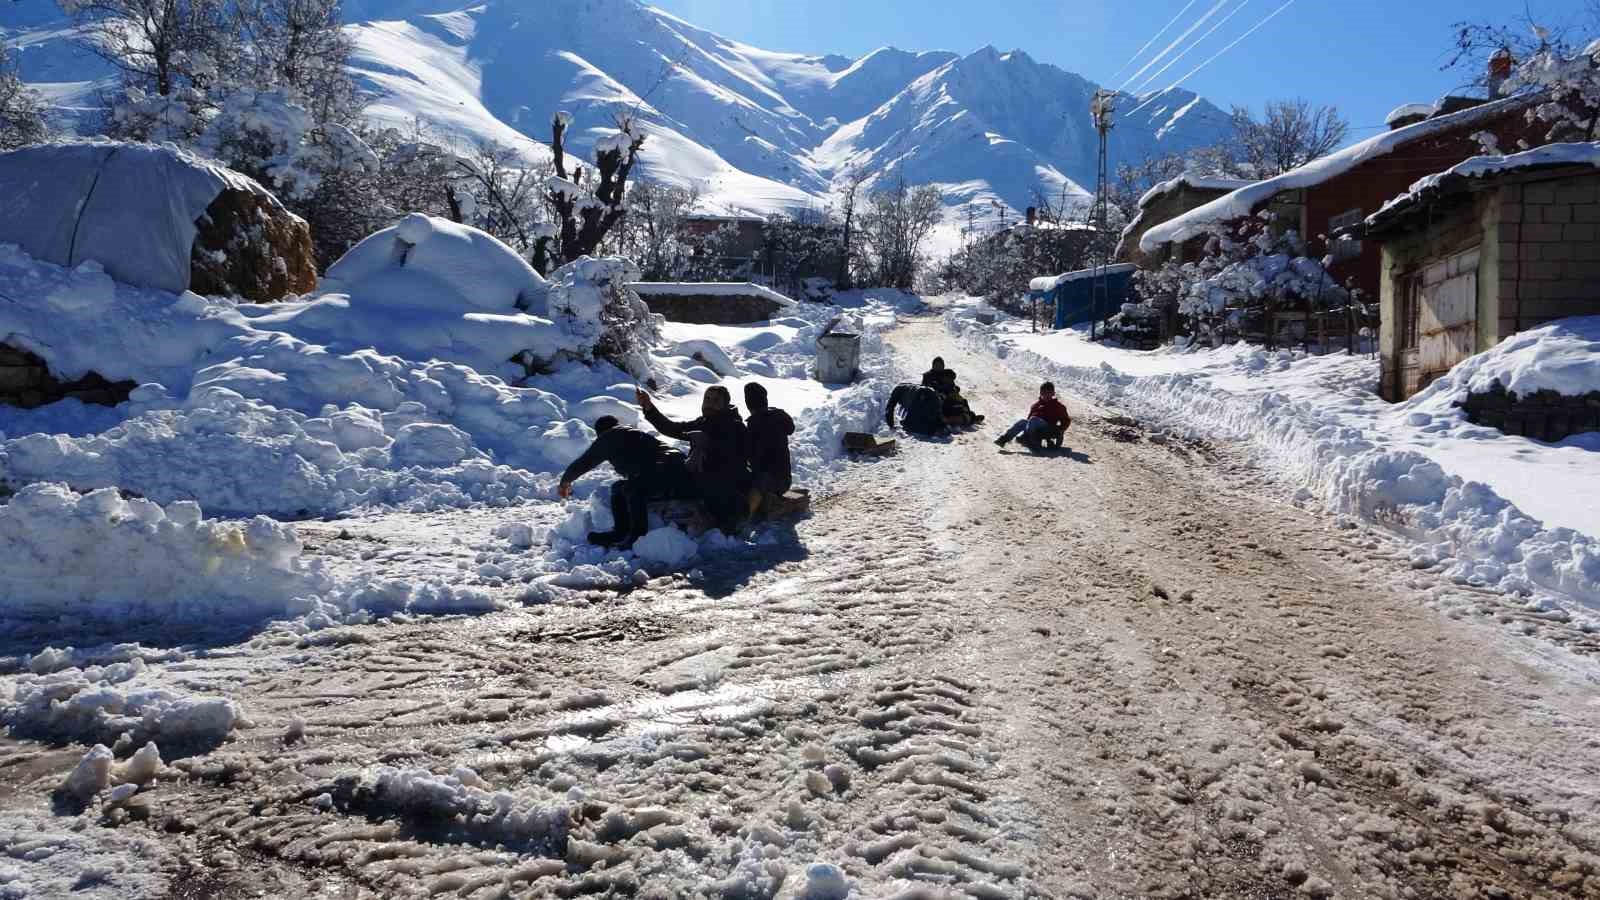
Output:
top-left (1328, 209), bottom-right (1364, 261)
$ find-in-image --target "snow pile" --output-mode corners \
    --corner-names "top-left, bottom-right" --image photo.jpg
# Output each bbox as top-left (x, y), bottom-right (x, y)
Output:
top-left (1141, 95), bottom-right (1536, 252)
top-left (1385, 102), bottom-right (1437, 125)
top-left (3, 665), bottom-right (242, 749)
top-left (59, 741), bottom-right (163, 801)
top-left (0, 483), bottom-right (328, 627)
top-left (339, 764), bottom-right (571, 849)
top-left (1409, 316), bottom-right (1600, 403)
top-left (0, 232), bottom-right (657, 517)
top-left (949, 308), bottom-right (1600, 621)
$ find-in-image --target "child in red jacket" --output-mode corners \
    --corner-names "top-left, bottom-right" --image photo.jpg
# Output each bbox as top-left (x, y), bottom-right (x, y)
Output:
top-left (995, 382), bottom-right (1070, 450)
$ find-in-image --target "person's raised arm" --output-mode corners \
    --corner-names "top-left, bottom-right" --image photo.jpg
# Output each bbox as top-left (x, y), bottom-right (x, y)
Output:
top-left (638, 389), bottom-right (699, 439)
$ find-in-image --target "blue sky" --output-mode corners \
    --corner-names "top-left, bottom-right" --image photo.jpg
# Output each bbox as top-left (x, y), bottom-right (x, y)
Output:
top-left (652, 0), bottom-right (1592, 143)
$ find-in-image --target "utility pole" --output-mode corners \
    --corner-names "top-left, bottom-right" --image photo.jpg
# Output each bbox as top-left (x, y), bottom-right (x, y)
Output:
top-left (1089, 89), bottom-right (1115, 341)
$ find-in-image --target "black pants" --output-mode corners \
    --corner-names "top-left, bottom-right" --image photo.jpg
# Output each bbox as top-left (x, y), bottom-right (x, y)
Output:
top-left (612, 463), bottom-right (695, 539)
top-left (698, 474), bottom-right (752, 534)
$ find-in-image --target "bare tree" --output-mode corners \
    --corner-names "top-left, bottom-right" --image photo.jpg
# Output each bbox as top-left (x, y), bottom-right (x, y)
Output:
top-left (1, 40), bottom-right (49, 151)
top-left (834, 165), bottom-right (871, 289)
top-left (859, 174), bottom-right (943, 290)
top-left (236, 0), bottom-right (357, 124)
top-left (546, 111), bottom-right (647, 270)
top-left (1110, 153), bottom-right (1189, 223)
top-left (61, 0), bottom-right (234, 99)
top-left (1445, 4), bottom-right (1600, 93)
top-left (1230, 100), bottom-right (1349, 177)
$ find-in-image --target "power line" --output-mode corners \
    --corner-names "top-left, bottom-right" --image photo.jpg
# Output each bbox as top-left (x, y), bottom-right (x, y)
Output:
top-left (1127, 0), bottom-right (1251, 98)
top-left (1129, 0), bottom-right (1297, 116)
top-left (1109, 0), bottom-right (1201, 81)
top-left (1117, 0), bottom-right (1231, 93)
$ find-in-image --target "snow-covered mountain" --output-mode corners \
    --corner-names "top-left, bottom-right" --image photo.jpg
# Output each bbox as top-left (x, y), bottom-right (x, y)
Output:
top-left (2, 0), bottom-right (1234, 220)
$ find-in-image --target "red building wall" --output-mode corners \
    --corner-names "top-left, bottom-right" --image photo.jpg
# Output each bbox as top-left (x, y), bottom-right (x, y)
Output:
top-left (1302, 106), bottom-right (1547, 300)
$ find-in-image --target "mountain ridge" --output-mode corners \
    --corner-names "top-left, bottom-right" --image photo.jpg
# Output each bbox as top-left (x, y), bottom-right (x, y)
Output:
top-left (2, 0), bottom-right (1234, 221)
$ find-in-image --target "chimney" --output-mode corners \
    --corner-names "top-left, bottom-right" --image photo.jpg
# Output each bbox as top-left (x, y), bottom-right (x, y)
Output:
top-left (1025, 206), bottom-right (1037, 226)
top-left (1488, 49), bottom-right (1514, 98)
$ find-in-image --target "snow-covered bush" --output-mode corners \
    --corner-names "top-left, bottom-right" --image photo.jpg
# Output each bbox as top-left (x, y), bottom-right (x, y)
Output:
top-left (1136, 214), bottom-right (1356, 347)
top-left (0, 41), bottom-right (49, 150)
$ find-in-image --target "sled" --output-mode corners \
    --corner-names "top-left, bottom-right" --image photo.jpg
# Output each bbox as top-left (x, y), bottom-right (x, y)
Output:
top-left (843, 432), bottom-right (898, 456)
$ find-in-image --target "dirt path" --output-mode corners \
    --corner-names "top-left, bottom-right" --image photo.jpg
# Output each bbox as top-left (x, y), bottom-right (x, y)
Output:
top-left (2, 315), bottom-right (1598, 899)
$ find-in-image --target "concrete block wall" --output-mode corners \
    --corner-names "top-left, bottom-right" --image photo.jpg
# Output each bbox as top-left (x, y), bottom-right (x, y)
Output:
top-left (1497, 174), bottom-right (1600, 342)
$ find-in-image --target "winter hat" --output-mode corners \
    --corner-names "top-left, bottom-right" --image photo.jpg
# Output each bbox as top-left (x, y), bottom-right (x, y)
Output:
top-left (594, 416), bottom-right (619, 433)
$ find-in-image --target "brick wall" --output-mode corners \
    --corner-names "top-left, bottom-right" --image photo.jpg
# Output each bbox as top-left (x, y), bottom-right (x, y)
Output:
top-left (1495, 172), bottom-right (1600, 342)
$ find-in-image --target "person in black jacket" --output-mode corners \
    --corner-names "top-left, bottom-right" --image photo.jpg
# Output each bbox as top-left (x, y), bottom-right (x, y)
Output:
top-left (638, 385), bottom-right (752, 533)
top-left (559, 416), bottom-right (696, 548)
top-left (921, 357), bottom-right (983, 426)
top-left (886, 383), bottom-right (949, 436)
top-left (743, 382), bottom-right (795, 515)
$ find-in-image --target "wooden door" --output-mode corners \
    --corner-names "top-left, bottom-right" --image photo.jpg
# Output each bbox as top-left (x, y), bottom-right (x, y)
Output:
top-left (1418, 249), bottom-right (1478, 389)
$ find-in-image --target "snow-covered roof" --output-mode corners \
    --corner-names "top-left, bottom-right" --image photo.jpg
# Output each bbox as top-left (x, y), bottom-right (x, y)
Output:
top-left (1385, 103), bottom-right (1436, 126)
top-left (1139, 94), bottom-right (1537, 253)
top-left (0, 141), bottom-right (273, 294)
top-left (629, 282), bottom-right (796, 306)
top-left (1365, 142), bottom-right (1600, 235)
top-left (1029, 263), bottom-right (1136, 293)
top-left (1136, 174), bottom-right (1253, 210)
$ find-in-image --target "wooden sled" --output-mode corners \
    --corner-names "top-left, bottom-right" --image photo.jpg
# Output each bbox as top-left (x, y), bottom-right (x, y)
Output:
top-left (843, 432), bottom-right (898, 456)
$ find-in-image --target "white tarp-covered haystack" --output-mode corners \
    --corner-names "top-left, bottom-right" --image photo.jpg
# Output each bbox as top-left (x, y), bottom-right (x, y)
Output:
top-left (0, 142), bottom-right (311, 298)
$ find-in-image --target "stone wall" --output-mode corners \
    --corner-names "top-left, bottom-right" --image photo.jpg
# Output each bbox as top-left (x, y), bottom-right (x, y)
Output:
top-left (639, 293), bottom-right (786, 325)
top-left (1460, 381), bottom-right (1600, 442)
top-left (0, 344), bottom-right (135, 409)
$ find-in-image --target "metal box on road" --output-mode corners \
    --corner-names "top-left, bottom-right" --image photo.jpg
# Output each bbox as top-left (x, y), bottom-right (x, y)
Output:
top-left (816, 332), bottom-right (861, 384)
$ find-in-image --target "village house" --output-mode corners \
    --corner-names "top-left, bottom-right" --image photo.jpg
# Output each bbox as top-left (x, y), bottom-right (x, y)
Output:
top-left (1357, 143), bottom-right (1600, 414)
top-left (1136, 93), bottom-right (1548, 307)
top-left (1114, 174), bottom-right (1251, 269)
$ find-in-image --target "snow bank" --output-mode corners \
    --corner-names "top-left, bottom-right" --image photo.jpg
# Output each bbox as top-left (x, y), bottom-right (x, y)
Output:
top-left (3, 666), bottom-right (242, 748)
top-left (1141, 95), bottom-right (1535, 252)
top-left (949, 308), bottom-right (1600, 621)
top-left (1409, 316), bottom-right (1600, 403)
top-left (0, 238), bottom-right (653, 517)
top-left (0, 483), bottom-right (327, 626)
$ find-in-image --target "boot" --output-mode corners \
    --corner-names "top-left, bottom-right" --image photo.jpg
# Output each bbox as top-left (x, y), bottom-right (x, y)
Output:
top-left (587, 530), bottom-right (626, 548)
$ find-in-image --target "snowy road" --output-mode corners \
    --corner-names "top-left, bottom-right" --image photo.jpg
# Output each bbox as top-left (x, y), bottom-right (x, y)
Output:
top-left (4, 316), bottom-right (1600, 898)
